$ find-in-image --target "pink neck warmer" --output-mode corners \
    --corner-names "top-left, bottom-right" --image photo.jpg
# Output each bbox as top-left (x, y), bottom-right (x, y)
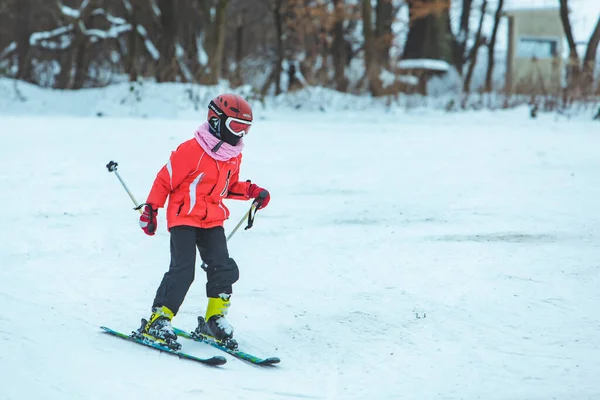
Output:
top-left (194, 122), bottom-right (244, 161)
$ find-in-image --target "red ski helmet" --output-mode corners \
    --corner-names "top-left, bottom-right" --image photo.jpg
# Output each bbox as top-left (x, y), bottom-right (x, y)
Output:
top-left (207, 93), bottom-right (253, 147)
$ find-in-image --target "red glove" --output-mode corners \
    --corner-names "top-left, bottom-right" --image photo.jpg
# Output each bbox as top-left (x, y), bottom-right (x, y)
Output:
top-left (247, 184), bottom-right (270, 209)
top-left (139, 204), bottom-right (158, 236)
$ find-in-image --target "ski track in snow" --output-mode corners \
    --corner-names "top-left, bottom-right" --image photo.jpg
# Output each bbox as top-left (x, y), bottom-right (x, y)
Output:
top-left (0, 110), bottom-right (599, 399)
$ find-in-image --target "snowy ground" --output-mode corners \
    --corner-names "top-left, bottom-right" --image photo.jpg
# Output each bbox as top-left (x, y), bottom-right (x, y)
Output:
top-left (1, 96), bottom-right (600, 399)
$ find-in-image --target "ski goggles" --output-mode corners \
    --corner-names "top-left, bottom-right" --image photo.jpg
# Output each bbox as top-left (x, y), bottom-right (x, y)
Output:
top-left (226, 117), bottom-right (252, 137)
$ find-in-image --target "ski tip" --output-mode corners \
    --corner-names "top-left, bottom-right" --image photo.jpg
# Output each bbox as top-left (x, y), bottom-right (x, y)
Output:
top-left (260, 357), bottom-right (281, 365)
top-left (206, 356), bottom-right (228, 366)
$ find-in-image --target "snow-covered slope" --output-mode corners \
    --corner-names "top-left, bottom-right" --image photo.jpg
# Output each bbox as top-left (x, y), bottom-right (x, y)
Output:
top-left (0, 78), bottom-right (447, 118)
top-left (1, 91), bottom-right (599, 399)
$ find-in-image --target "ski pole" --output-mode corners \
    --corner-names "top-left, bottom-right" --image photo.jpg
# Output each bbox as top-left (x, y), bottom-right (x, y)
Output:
top-left (226, 190), bottom-right (267, 240)
top-left (202, 190), bottom-right (268, 270)
top-left (106, 160), bottom-right (143, 214)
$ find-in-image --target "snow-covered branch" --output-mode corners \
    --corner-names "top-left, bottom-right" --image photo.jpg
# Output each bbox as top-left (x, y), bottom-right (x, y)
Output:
top-left (59, 0), bottom-right (90, 19)
top-left (90, 9), bottom-right (128, 26)
top-left (137, 25), bottom-right (160, 60)
top-left (397, 59), bottom-right (451, 72)
top-left (30, 25), bottom-right (75, 50)
top-left (150, 0), bottom-right (161, 17)
top-left (30, 25), bottom-right (74, 45)
top-left (196, 34), bottom-right (208, 66)
top-left (60, 4), bottom-right (80, 19)
top-left (176, 43), bottom-right (193, 81)
top-left (79, 0), bottom-right (91, 14)
top-left (122, 0), bottom-right (132, 13)
top-left (78, 20), bottom-right (132, 40)
top-left (0, 42), bottom-right (17, 59)
top-left (30, 2), bottom-right (133, 53)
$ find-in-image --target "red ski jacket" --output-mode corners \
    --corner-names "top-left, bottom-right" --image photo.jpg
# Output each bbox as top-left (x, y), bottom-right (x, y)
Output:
top-left (146, 138), bottom-right (252, 230)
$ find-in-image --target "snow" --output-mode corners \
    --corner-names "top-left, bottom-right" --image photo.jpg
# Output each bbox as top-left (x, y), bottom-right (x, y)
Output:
top-left (197, 34), bottom-right (209, 66)
top-left (176, 44), bottom-right (193, 82)
top-left (379, 69), bottom-right (395, 88)
top-left (1, 81), bottom-right (599, 399)
top-left (136, 25), bottom-right (160, 61)
top-left (29, 25), bottom-right (74, 49)
top-left (380, 69), bottom-right (419, 88)
top-left (0, 42), bottom-right (17, 59)
top-left (150, 0), bottom-right (161, 17)
top-left (79, 21), bottom-right (132, 40)
top-left (91, 8), bottom-right (128, 26)
top-left (122, 0), bottom-right (132, 13)
top-left (397, 75), bottom-right (419, 86)
top-left (0, 78), bottom-right (597, 117)
top-left (398, 59), bottom-right (451, 72)
top-left (79, 0), bottom-right (91, 14)
top-left (60, 4), bottom-right (81, 19)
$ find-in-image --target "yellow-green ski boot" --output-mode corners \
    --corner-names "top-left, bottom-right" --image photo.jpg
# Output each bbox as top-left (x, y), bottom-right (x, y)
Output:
top-left (194, 294), bottom-right (238, 349)
top-left (138, 306), bottom-right (181, 351)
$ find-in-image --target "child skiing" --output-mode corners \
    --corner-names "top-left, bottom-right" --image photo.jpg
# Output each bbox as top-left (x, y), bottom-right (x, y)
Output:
top-left (136, 94), bottom-right (270, 351)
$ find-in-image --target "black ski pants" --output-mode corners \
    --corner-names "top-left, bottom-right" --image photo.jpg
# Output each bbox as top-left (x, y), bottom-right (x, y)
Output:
top-left (152, 225), bottom-right (239, 315)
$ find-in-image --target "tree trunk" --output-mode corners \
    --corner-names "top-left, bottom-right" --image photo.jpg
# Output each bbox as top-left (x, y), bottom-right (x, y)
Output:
top-left (14, 0), bottom-right (33, 82)
top-left (454, 0), bottom-right (473, 74)
top-left (332, 0), bottom-right (348, 91)
top-left (374, 0), bottom-right (393, 69)
top-left (273, 0), bottom-right (285, 95)
top-left (582, 16), bottom-right (600, 84)
top-left (55, 46), bottom-right (75, 89)
top-left (463, 0), bottom-right (487, 94)
top-left (559, 0), bottom-right (580, 85)
top-left (156, 0), bottom-right (177, 82)
top-left (211, 0), bottom-right (229, 84)
top-left (72, 40), bottom-right (90, 89)
top-left (179, 1), bottom-right (201, 80)
top-left (202, 0), bottom-right (230, 85)
top-left (124, 1), bottom-right (141, 82)
top-left (361, 0), bottom-right (380, 95)
top-left (484, 0), bottom-right (504, 92)
top-left (232, 12), bottom-right (244, 87)
top-left (72, 6), bottom-right (98, 90)
top-left (403, 0), bottom-right (455, 65)
top-left (287, 61), bottom-right (299, 90)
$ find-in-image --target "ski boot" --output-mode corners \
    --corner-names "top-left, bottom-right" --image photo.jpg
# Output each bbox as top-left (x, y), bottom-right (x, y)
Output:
top-left (194, 294), bottom-right (238, 350)
top-left (136, 305), bottom-right (181, 351)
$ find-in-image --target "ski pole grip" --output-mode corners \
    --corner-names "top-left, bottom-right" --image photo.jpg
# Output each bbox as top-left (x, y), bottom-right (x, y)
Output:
top-left (253, 190), bottom-right (269, 208)
top-left (106, 161), bottom-right (118, 172)
top-left (106, 160), bottom-right (142, 212)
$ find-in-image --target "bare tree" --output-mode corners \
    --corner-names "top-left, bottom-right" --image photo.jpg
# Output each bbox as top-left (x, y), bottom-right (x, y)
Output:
top-left (559, 0), bottom-right (580, 85)
top-left (14, 0), bottom-right (34, 82)
top-left (454, 0), bottom-right (473, 74)
top-left (272, 0), bottom-right (285, 94)
top-left (332, 0), bottom-right (349, 91)
top-left (3, 0), bottom-right (593, 98)
top-left (25, 0), bottom-right (132, 88)
top-left (155, 0), bottom-right (178, 82)
top-left (119, 0), bottom-right (160, 82)
top-left (201, 0), bottom-right (231, 84)
top-left (463, 0), bottom-right (487, 93)
top-left (231, 11), bottom-right (244, 86)
top-left (484, 0), bottom-right (503, 92)
top-left (374, 0), bottom-right (394, 69)
top-left (362, 0), bottom-right (381, 95)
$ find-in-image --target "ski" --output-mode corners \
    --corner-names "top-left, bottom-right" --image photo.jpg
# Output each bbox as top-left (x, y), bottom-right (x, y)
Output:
top-left (100, 326), bottom-right (227, 366)
top-left (173, 327), bottom-right (280, 366)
